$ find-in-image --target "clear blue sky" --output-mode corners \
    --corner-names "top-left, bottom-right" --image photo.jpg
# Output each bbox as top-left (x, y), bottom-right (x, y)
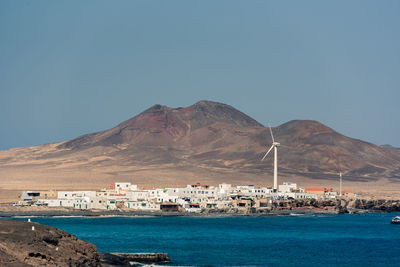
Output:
top-left (0, 0), bottom-right (399, 150)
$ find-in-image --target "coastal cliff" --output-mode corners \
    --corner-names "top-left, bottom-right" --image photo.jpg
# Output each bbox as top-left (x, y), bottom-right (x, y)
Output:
top-left (0, 219), bottom-right (170, 267)
top-left (203, 198), bottom-right (400, 215)
top-left (254, 199), bottom-right (400, 214)
top-left (353, 199), bottom-right (400, 212)
top-left (0, 219), bottom-right (100, 266)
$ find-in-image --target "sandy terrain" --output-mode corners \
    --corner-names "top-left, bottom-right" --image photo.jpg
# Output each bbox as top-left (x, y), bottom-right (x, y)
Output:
top-left (1, 162), bottom-right (400, 203)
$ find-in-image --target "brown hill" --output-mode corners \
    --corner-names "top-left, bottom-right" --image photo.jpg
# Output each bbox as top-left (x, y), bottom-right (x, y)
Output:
top-left (0, 100), bottom-right (399, 199)
top-left (59, 101), bottom-right (263, 149)
top-left (274, 120), bottom-right (400, 179)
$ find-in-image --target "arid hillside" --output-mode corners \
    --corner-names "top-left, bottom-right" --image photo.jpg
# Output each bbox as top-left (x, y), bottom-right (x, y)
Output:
top-left (1, 100), bottom-right (399, 201)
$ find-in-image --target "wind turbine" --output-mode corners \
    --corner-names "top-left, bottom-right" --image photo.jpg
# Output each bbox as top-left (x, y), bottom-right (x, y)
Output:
top-left (261, 125), bottom-right (280, 192)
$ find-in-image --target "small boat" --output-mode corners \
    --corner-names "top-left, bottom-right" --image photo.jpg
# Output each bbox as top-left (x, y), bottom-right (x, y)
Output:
top-left (391, 216), bottom-right (400, 224)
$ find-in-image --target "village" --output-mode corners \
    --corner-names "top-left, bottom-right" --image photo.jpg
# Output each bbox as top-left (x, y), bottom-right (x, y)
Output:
top-left (17, 182), bottom-right (355, 213)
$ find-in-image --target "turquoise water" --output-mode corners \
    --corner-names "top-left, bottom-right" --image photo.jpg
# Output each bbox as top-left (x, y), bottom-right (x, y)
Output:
top-left (9, 213), bottom-right (400, 266)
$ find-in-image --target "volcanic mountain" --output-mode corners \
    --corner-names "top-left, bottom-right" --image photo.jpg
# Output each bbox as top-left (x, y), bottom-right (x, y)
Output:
top-left (0, 100), bottom-right (399, 200)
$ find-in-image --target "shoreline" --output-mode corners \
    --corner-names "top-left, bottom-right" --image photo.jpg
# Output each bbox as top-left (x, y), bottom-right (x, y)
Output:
top-left (0, 207), bottom-right (370, 218)
top-left (3, 197), bottom-right (399, 217)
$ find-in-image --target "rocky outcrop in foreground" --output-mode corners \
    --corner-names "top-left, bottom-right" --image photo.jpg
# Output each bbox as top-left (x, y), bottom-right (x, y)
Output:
top-left (0, 219), bottom-right (100, 266)
top-left (0, 220), bottom-right (170, 266)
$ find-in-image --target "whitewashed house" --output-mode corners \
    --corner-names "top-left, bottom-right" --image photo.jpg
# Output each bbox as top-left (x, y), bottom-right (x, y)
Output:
top-left (125, 190), bottom-right (150, 202)
top-left (57, 191), bottom-right (96, 200)
top-left (279, 182), bottom-right (297, 193)
top-left (44, 199), bottom-right (74, 207)
top-left (124, 201), bottom-right (160, 210)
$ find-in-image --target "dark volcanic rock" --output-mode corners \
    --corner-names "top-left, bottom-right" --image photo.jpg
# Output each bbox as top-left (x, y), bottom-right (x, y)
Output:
top-left (0, 219), bottom-right (100, 267)
top-left (101, 253), bottom-right (170, 266)
top-left (354, 199), bottom-right (400, 212)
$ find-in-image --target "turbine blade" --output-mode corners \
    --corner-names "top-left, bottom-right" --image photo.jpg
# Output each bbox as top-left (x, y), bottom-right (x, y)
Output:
top-left (268, 123), bottom-right (275, 143)
top-left (261, 145), bottom-right (274, 161)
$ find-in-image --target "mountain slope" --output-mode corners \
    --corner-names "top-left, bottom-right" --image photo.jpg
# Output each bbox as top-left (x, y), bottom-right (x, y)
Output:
top-left (59, 101), bottom-right (263, 149)
top-left (274, 120), bottom-right (400, 178)
top-left (0, 100), bottom-right (399, 197)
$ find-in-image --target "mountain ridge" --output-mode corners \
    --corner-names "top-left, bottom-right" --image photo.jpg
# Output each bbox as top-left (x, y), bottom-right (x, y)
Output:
top-left (59, 100), bottom-right (264, 150)
top-left (44, 100), bottom-right (400, 180)
top-left (0, 100), bottom-right (399, 199)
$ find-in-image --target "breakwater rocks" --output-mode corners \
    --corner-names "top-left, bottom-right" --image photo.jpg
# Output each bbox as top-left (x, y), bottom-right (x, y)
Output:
top-left (0, 219), bottom-right (100, 266)
top-left (0, 219), bottom-right (171, 267)
top-left (101, 253), bottom-right (170, 266)
top-left (252, 199), bottom-right (400, 214)
top-left (203, 199), bottom-right (400, 215)
top-left (353, 199), bottom-right (400, 212)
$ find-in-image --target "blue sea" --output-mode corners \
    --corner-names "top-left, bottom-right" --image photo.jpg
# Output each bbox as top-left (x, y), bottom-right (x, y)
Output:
top-left (8, 213), bottom-right (400, 266)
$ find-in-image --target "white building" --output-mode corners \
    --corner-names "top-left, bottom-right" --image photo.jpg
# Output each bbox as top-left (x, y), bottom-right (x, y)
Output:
top-left (109, 182), bottom-right (138, 193)
top-left (125, 190), bottom-right (150, 202)
top-left (72, 197), bottom-right (91, 209)
top-left (124, 201), bottom-right (160, 210)
top-left (57, 191), bottom-right (96, 200)
top-left (279, 182), bottom-right (297, 193)
top-left (89, 196), bottom-right (108, 209)
top-left (44, 199), bottom-right (74, 207)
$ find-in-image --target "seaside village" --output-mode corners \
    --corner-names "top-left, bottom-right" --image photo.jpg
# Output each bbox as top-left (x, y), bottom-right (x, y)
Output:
top-left (17, 182), bottom-right (355, 213)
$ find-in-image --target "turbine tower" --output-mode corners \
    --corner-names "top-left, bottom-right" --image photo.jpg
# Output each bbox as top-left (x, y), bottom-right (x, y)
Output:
top-left (261, 125), bottom-right (280, 192)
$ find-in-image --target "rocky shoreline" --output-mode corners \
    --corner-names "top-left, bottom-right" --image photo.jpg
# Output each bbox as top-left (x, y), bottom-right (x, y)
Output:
top-left (101, 253), bottom-right (170, 266)
top-left (0, 219), bottom-right (170, 266)
top-left (0, 219), bottom-right (100, 266)
top-left (2, 198), bottom-right (400, 217)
